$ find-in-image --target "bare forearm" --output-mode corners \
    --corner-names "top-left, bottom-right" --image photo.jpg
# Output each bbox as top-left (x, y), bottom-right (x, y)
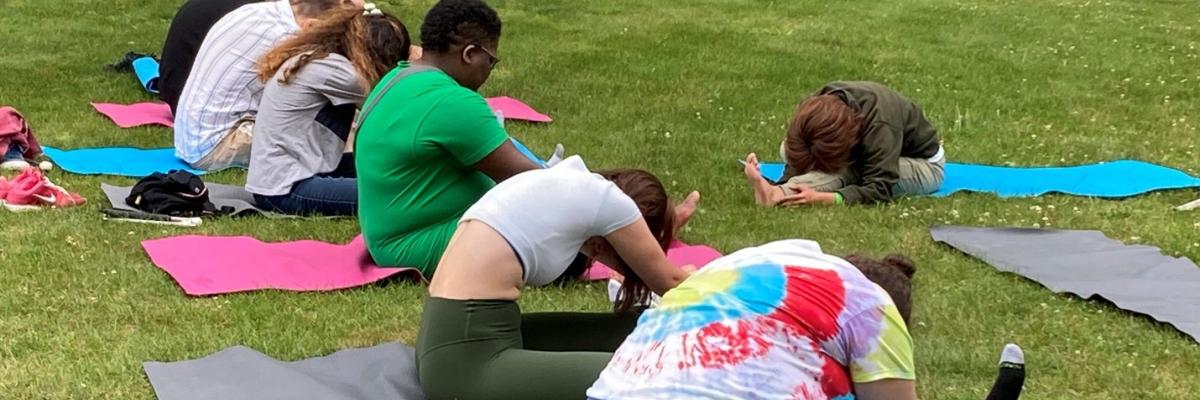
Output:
top-left (854, 379), bottom-right (918, 400)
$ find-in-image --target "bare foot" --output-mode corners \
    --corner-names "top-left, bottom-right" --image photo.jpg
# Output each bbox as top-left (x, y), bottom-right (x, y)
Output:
top-left (674, 190), bottom-right (700, 234)
top-left (744, 153), bottom-right (780, 206)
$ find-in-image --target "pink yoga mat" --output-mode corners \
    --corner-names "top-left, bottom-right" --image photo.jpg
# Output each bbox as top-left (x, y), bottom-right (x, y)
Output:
top-left (141, 235), bottom-right (415, 296)
top-left (92, 102), bottom-right (174, 128)
top-left (583, 240), bottom-right (722, 281)
top-left (486, 96), bottom-right (552, 123)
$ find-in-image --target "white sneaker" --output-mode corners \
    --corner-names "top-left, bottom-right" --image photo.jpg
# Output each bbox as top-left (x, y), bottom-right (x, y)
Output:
top-left (0, 159), bottom-right (30, 171)
top-left (545, 144), bottom-right (566, 167)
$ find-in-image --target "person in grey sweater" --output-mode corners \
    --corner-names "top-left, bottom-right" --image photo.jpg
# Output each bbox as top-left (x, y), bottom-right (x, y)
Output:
top-left (246, 4), bottom-right (411, 215)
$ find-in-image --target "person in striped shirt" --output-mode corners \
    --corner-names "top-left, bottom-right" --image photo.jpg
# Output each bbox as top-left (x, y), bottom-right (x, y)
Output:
top-left (172, 0), bottom-right (361, 171)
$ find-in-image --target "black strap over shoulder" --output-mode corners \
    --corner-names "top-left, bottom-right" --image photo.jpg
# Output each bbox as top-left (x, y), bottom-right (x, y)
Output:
top-left (354, 64), bottom-right (438, 128)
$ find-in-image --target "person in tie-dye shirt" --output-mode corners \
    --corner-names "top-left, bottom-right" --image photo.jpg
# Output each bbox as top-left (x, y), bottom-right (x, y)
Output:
top-left (588, 239), bottom-right (918, 400)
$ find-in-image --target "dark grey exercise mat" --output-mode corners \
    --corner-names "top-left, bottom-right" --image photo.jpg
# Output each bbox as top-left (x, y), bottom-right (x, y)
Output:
top-left (143, 342), bottom-right (426, 400)
top-left (101, 182), bottom-right (262, 216)
top-left (931, 225), bottom-right (1200, 342)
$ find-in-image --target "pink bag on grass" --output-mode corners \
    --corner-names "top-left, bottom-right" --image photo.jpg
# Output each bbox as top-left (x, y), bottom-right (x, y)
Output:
top-left (0, 106), bottom-right (44, 159)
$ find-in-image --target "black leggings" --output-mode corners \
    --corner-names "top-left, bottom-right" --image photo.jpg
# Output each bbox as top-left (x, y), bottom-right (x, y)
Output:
top-left (415, 297), bottom-right (639, 400)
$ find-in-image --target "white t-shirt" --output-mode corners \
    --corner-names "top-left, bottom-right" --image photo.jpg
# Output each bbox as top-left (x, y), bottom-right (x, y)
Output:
top-left (460, 156), bottom-right (641, 286)
top-left (173, 0), bottom-right (299, 163)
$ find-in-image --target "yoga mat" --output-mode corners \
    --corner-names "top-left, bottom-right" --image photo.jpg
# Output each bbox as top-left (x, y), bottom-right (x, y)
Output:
top-left (52, 139), bottom-right (533, 178)
top-left (102, 182), bottom-right (262, 217)
top-left (144, 342), bottom-right (426, 400)
top-left (510, 137), bottom-right (546, 167)
top-left (91, 102), bottom-right (173, 128)
top-left (931, 225), bottom-right (1200, 342)
top-left (754, 160), bottom-right (1200, 198)
top-left (141, 235), bottom-right (414, 296)
top-left (43, 146), bottom-right (201, 177)
top-left (584, 240), bottom-right (722, 280)
top-left (487, 96), bottom-right (552, 123)
top-left (132, 57), bottom-right (161, 94)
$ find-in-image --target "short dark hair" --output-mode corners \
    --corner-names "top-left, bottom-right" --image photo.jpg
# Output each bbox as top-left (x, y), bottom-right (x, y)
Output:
top-left (419, 0), bottom-right (502, 53)
top-left (843, 253), bottom-right (917, 325)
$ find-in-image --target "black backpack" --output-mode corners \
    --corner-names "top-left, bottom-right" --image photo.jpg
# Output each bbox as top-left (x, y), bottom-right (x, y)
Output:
top-left (125, 170), bottom-right (221, 217)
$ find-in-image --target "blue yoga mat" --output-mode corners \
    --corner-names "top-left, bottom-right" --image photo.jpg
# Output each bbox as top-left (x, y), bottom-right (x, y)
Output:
top-left (755, 160), bottom-right (1200, 198)
top-left (45, 139), bottom-right (541, 178)
top-left (132, 57), bottom-right (160, 94)
top-left (510, 137), bottom-right (546, 166)
top-left (43, 146), bottom-right (203, 177)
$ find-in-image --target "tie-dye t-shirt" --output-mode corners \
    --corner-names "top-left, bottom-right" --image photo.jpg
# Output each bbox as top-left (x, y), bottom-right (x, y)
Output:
top-left (588, 239), bottom-right (914, 400)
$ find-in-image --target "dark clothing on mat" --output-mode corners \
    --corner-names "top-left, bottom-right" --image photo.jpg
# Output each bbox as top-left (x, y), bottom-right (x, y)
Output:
top-left (416, 297), bottom-right (639, 400)
top-left (159, 0), bottom-right (258, 113)
top-left (781, 81), bottom-right (942, 204)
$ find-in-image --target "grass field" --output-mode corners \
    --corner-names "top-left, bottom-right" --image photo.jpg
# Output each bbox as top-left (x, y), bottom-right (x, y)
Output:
top-left (1, 0), bottom-right (1199, 398)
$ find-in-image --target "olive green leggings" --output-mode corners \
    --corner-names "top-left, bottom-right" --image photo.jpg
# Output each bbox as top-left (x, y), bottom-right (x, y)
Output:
top-left (415, 297), bottom-right (639, 400)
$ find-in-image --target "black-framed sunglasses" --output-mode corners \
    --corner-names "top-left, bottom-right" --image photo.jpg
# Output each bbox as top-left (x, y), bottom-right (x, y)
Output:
top-left (473, 44), bottom-right (500, 69)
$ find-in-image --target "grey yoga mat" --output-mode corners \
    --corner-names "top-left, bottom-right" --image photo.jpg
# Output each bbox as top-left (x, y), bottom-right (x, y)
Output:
top-left (931, 225), bottom-right (1200, 342)
top-left (143, 342), bottom-right (426, 400)
top-left (102, 182), bottom-right (263, 216)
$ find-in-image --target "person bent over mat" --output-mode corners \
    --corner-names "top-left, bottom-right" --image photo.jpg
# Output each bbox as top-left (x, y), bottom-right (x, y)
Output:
top-left (415, 156), bottom-right (692, 400)
top-left (744, 81), bottom-right (945, 207)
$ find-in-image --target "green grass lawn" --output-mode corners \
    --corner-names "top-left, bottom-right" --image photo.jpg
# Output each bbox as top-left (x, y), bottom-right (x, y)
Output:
top-left (1, 0), bottom-right (1199, 398)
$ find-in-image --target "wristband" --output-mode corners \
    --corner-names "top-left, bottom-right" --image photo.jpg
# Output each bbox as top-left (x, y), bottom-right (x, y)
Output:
top-left (835, 193), bottom-right (844, 205)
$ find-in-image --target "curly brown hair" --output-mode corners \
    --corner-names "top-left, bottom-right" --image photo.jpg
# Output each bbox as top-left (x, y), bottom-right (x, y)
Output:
top-left (258, 6), bottom-right (410, 91)
top-left (783, 94), bottom-right (862, 174)
top-left (594, 169), bottom-right (676, 313)
top-left (843, 253), bottom-right (917, 324)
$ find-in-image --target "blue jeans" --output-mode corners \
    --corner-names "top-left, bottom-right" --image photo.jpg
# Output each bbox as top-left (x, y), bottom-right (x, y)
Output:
top-left (4, 144), bottom-right (24, 161)
top-left (253, 175), bottom-right (357, 216)
top-left (252, 104), bottom-right (358, 216)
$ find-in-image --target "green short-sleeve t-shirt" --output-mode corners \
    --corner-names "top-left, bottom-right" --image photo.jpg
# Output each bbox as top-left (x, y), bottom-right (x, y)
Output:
top-left (355, 63), bottom-right (509, 276)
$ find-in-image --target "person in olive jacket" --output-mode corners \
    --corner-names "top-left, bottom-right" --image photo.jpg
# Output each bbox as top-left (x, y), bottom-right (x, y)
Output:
top-left (744, 81), bottom-right (945, 206)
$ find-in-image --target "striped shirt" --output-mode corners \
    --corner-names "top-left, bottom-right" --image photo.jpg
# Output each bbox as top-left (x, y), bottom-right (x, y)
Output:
top-left (173, 0), bottom-right (299, 163)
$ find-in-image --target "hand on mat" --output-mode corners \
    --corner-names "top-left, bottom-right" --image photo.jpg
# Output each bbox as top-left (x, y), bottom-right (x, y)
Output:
top-left (611, 263), bottom-right (696, 284)
top-left (610, 270), bottom-right (624, 283)
top-left (778, 184), bottom-right (836, 207)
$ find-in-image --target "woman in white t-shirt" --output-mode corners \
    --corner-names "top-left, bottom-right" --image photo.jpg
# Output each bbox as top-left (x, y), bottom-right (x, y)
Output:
top-left (416, 155), bottom-right (693, 400)
top-left (246, 4), bottom-right (411, 215)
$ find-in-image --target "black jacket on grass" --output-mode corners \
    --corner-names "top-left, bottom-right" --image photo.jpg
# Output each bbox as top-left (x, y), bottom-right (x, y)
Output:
top-left (781, 81), bottom-right (941, 204)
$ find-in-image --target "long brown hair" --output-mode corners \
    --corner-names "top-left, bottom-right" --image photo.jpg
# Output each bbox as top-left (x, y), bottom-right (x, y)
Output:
top-left (258, 6), bottom-right (410, 90)
top-left (290, 0), bottom-right (350, 19)
top-left (595, 169), bottom-right (676, 312)
top-left (843, 253), bottom-right (917, 324)
top-left (784, 94), bottom-right (862, 174)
